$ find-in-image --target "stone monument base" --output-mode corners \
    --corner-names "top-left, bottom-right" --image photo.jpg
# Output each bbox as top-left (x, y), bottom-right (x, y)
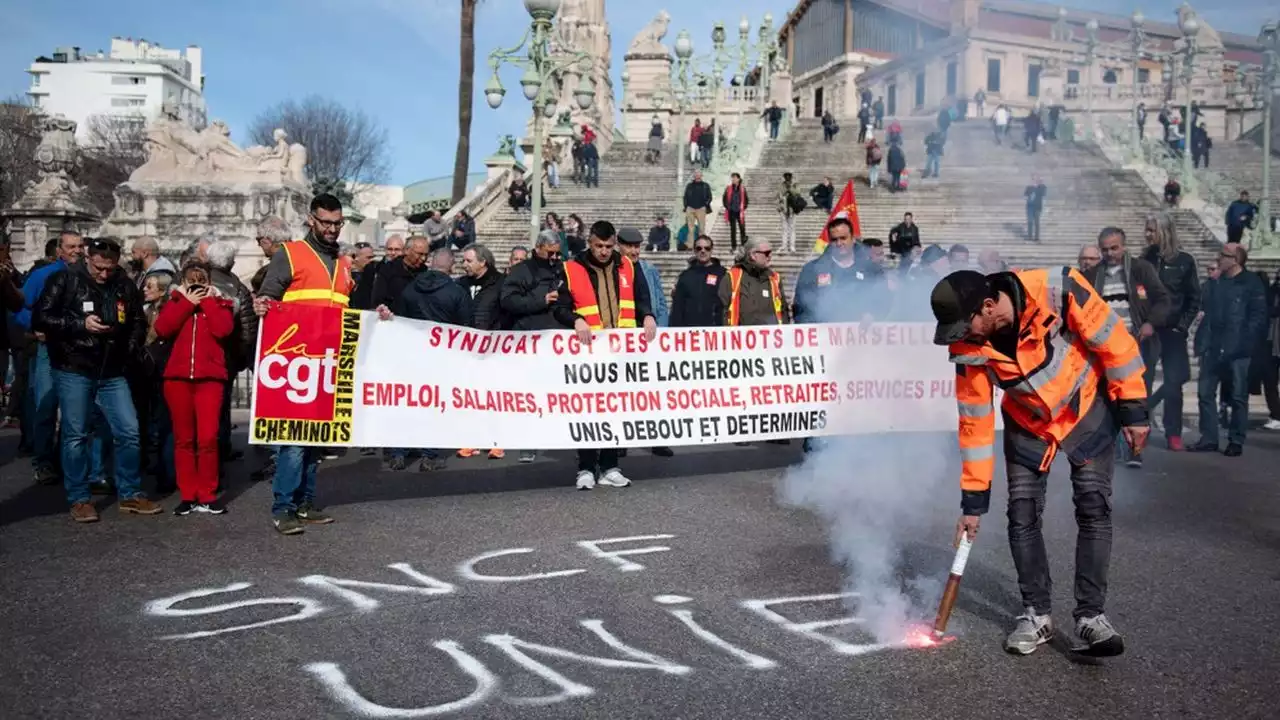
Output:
top-left (102, 181), bottom-right (309, 279)
top-left (4, 209), bottom-right (100, 269)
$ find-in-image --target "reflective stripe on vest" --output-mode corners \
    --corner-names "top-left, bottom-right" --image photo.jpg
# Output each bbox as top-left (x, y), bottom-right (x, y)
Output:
top-left (726, 266), bottom-right (783, 326)
top-left (948, 267), bottom-right (1147, 493)
top-left (564, 256), bottom-right (637, 330)
top-left (281, 241), bottom-right (354, 307)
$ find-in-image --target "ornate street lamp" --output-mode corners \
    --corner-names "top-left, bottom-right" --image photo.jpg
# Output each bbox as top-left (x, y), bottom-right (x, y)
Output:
top-left (1258, 21), bottom-right (1278, 246)
top-left (671, 29), bottom-right (696, 197)
top-left (1084, 18), bottom-right (1099, 135)
top-left (1128, 11), bottom-right (1147, 157)
top-left (485, 0), bottom-right (596, 247)
top-left (1177, 12), bottom-right (1199, 194)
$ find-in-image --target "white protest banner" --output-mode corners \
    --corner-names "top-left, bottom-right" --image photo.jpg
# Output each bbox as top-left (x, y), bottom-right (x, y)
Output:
top-left (249, 304), bottom-right (1001, 449)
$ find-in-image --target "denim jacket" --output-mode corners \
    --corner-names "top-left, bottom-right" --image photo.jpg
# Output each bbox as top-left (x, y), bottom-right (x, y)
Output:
top-left (638, 259), bottom-right (669, 327)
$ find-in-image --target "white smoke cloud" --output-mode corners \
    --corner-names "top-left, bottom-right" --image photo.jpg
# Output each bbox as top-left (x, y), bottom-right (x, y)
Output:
top-left (779, 258), bottom-right (961, 643)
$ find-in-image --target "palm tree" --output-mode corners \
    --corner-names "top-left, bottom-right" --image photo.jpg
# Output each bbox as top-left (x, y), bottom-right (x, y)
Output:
top-left (451, 0), bottom-right (479, 204)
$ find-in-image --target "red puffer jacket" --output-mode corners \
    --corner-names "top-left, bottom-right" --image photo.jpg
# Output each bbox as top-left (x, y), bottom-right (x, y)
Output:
top-left (153, 290), bottom-right (235, 381)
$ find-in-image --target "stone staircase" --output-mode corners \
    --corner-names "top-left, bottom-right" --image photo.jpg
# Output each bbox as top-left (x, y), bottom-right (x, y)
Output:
top-left (1201, 140), bottom-right (1280, 209)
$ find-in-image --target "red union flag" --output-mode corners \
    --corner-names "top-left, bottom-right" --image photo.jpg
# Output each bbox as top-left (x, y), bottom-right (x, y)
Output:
top-left (250, 303), bottom-right (358, 445)
top-left (812, 180), bottom-right (863, 254)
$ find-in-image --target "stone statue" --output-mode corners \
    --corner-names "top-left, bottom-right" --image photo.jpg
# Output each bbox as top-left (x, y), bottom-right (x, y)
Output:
top-left (6, 114), bottom-right (96, 218)
top-left (129, 119), bottom-right (308, 186)
top-left (628, 11), bottom-right (671, 55)
top-left (1177, 3), bottom-right (1224, 50)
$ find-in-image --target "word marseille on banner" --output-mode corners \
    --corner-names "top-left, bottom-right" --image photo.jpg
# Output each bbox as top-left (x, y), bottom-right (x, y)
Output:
top-left (249, 305), bottom-right (1003, 449)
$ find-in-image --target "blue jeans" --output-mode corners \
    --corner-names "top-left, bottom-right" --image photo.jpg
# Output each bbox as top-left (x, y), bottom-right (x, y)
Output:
top-left (54, 372), bottom-right (142, 504)
top-left (29, 344), bottom-right (59, 471)
top-left (584, 158), bottom-right (599, 188)
top-left (1147, 329), bottom-right (1191, 436)
top-left (1198, 356), bottom-right (1250, 446)
top-left (925, 153), bottom-right (941, 177)
top-left (769, 120), bottom-right (780, 139)
top-left (272, 445), bottom-right (319, 516)
top-left (547, 163), bottom-right (559, 188)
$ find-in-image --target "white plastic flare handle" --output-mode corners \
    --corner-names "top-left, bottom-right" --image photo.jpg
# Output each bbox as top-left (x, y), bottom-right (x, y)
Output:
top-left (950, 534), bottom-right (974, 576)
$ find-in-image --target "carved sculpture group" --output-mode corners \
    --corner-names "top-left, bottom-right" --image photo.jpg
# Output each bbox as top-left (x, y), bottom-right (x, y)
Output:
top-left (129, 117), bottom-right (308, 186)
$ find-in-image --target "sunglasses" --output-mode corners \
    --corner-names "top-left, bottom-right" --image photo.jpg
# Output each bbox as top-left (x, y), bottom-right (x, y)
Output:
top-left (695, 245), bottom-right (712, 251)
top-left (753, 249), bottom-right (773, 257)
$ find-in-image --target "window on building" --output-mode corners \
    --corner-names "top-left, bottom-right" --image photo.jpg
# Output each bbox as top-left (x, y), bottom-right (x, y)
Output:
top-left (814, 87), bottom-right (824, 117)
top-left (110, 97), bottom-right (146, 108)
top-left (1027, 64), bottom-right (1042, 98)
top-left (887, 84), bottom-right (896, 115)
top-left (915, 72), bottom-right (926, 107)
top-left (1067, 68), bottom-right (1081, 85)
top-left (30, 74), bottom-right (41, 87)
top-left (986, 58), bottom-right (1001, 93)
top-left (32, 95), bottom-right (42, 108)
top-left (946, 61), bottom-right (958, 96)
top-left (111, 76), bottom-right (146, 86)
top-left (1138, 68), bottom-right (1151, 83)
top-left (1103, 69), bottom-right (1118, 84)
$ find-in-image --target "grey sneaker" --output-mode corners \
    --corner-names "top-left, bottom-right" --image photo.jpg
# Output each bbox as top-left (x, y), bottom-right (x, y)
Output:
top-left (518, 451), bottom-right (537, 464)
top-left (296, 502), bottom-right (334, 525)
top-left (1074, 614), bottom-right (1125, 657)
top-left (575, 470), bottom-right (595, 490)
top-left (1004, 608), bottom-right (1053, 655)
top-left (273, 513), bottom-right (304, 535)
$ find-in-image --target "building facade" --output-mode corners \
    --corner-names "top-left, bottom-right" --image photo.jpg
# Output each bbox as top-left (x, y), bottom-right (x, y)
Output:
top-left (779, 0), bottom-right (1266, 139)
top-left (26, 37), bottom-right (207, 140)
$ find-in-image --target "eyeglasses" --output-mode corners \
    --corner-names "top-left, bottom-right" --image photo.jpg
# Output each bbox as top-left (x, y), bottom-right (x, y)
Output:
top-left (311, 214), bottom-right (345, 230)
top-left (695, 245), bottom-right (712, 251)
top-left (354, 242), bottom-right (373, 250)
top-left (753, 249), bottom-right (772, 257)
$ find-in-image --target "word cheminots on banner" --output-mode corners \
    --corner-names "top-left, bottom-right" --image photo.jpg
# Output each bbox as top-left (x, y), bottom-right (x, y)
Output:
top-left (249, 304), bottom-right (1003, 449)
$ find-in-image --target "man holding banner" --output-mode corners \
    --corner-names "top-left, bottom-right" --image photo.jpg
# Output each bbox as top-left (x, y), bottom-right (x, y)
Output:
top-left (562, 220), bottom-right (657, 490)
top-left (253, 193), bottom-right (354, 536)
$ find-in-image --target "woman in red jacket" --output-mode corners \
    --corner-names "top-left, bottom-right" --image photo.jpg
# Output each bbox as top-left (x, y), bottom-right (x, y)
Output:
top-left (153, 261), bottom-right (235, 516)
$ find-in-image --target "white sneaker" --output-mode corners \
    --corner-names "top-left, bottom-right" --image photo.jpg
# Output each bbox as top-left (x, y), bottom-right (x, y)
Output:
top-left (575, 471), bottom-right (595, 490)
top-left (1262, 419), bottom-right (1280, 431)
top-left (1004, 608), bottom-right (1053, 655)
top-left (597, 468), bottom-right (631, 488)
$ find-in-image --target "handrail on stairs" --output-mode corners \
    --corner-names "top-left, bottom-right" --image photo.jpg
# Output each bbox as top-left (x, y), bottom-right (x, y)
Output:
top-left (1095, 117), bottom-right (1278, 255)
top-left (441, 157), bottom-right (548, 234)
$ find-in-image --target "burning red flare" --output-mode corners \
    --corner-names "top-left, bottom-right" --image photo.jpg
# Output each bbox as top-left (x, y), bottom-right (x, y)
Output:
top-left (902, 625), bottom-right (956, 649)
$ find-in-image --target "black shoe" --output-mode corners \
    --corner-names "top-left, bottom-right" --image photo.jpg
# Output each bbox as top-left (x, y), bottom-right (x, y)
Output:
top-left (360, 448), bottom-right (378, 456)
top-left (387, 456), bottom-right (407, 471)
top-left (651, 446), bottom-right (674, 457)
top-left (33, 466), bottom-right (60, 486)
top-left (418, 457), bottom-right (447, 472)
top-left (1125, 453), bottom-right (1143, 469)
top-left (766, 439), bottom-right (791, 445)
top-left (222, 450), bottom-right (244, 463)
top-left (89, 480), bottom-right (116, 496)
top-left (173, 500), bottom-right (196, 516)
top-left (617, 448), bottom-right (628, 458)
top-left (1224, 443), bottom-right (1243, 457)
top-left (1186, 441), bottom-right (1219, 453)
top-left (296, 502), bottom-right (333, 524)
top-left (195, 500), bottom-right (227, 515)
top-left (273, 512), bottom-right (305, 535)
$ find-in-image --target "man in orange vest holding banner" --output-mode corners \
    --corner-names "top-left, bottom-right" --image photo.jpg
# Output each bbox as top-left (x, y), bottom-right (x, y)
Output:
top-left (931, 267), bottom-right (1149, 657)
top-left (562, 220), bottom-right (658, 490)
top-left (253, 193), bottom-right (355, 536)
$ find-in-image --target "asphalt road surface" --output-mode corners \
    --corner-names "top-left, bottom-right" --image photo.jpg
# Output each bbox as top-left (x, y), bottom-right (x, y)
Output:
top-left (1, 426), bottom-right (1278, 720)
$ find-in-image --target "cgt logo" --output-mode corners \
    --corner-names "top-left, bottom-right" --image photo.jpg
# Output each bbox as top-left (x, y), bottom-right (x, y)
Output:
top-left (259, 323), bottom-right (339, 405)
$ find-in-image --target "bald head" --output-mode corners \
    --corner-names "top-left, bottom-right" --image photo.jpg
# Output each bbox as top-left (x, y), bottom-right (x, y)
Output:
top-left (1078, 244), bottom-right (1101, 272)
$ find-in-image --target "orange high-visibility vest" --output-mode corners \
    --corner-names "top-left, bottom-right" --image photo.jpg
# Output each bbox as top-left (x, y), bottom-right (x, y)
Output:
top-left (564, 255), bottom-right (637, 330)
top-left (726, 266), bottom-right (783, 326)
top-left (948, 266), bottom-right (1146, 494)
top-left (280, 241), bottom-right (354, 307)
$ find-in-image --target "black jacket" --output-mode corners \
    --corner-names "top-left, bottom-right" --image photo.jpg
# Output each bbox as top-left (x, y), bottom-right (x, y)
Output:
top-left (1081, 255), bottom-right (1172, 330)
top-left (1196, 271), bottom-right (1268, 362)
top-left (500, 255), bottom-right (576, 330)
top-left (32, 262), bottom-right (146, 379)
top-left (683, 180), bottom-right (713, 211)
top-left (671, 259), bottom-right (727, 327)
top-left (888, 222), bottom-right (920, 256)
top-left (369, 258), bottom-right (425, 311)
top-left (459, 268), bottom-right (506, 330)
top-left (558, 251), bottom-right (656, 327)
top-left (1141, 246), bottom-right (1201, 333)
top-left (210, 267), bottom-right (258, 374)
top-left (394, 269), bottom-right (473, 326)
